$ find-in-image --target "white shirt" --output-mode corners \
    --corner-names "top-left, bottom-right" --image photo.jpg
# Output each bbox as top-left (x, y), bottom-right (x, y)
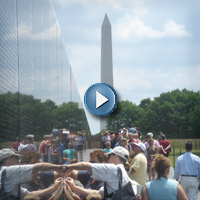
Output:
top-left (0, 164), bottom-right (33, 199)
top-left (92, 163), bottom-right (142, 198)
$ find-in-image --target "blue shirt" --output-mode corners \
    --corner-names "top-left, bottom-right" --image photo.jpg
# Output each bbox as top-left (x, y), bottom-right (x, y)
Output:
top-left (174, 152), bottom-right (200, 180)
top-left (114, 142), bottom-right (120, 148)
top-left (146, 177), bottom-right (178, 200)
top-left (59, 143), bottom-right (65, 156)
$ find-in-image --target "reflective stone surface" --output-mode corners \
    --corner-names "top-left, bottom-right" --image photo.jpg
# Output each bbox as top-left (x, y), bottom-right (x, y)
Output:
top-left (0, 0), bottom-right (89, 142)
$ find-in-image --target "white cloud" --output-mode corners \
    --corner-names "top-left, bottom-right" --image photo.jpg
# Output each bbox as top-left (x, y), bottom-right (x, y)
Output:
top-left (114, 16), bottom-right (192, 40)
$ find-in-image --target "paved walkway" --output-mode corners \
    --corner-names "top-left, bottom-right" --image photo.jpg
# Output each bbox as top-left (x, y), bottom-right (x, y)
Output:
top-left (81, 149), bottom-right (200, 199)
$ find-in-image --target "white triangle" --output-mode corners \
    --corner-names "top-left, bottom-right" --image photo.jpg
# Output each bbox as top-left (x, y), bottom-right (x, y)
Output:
top-left (96, 91), bottom-right (108, 108)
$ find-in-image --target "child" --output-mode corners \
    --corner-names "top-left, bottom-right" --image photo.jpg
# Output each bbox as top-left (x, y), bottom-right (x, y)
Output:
top-left (51, 139), bottom-right (60, 164)
top-left (63, 143), bottom-right (75, 165)
top-left (103, 142), bottom-right (112, 153)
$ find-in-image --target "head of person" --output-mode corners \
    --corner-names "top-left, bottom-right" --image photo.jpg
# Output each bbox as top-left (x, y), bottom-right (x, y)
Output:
top-left (120, 138), bottom-right (127, 148)
top-left (104, 131), bottom-right (109, 137)
top-left (115, 132), bottom-right (119, 140)
top-left (128, 132), bottom-right (134, 140)
top-left (90, 149), bottom-right (108, 163)
top-left (25, 136), bottom-right (33, 144)
top-left (21, 151), bottom-right (40, 164)
top-left (54, 125), bottom-right (58, 129)
top-left (185, 141), bottom-right (193, 151)
top-left (52, 139), bottom-right (59, 148)
top-left (145, 134), bottom-right (152, 142)
top-left (128, 151), bottom-right (135, 164)
top-left (161, 134), bottom-right (166, 140)
top-left (128, 127), bottom-right (137, 135)
top-left (44, 135), bottom-right (51, 141)
top-left (152, 155), bottom-right (171, 179)
top-left (58, 129), bottom-right (63, 139)
top-left (118, 135), bottom-right (123, 143)
top-left (62, 130), bottom-right (69, 140)
top-left (16, 137), bottom-right (20, 143)
top-left (106, 146), bottom-right (129, 166)
top-left (134, 143), bottom-right (146, 155)
top-left (133, 133), bottom-right (138, 140)
top-left (105, 142), bottom-right (111, 149)
top-left (0, 148), bottom-right (20, 166)
top-left (131, 124), bottom-right (134, 128)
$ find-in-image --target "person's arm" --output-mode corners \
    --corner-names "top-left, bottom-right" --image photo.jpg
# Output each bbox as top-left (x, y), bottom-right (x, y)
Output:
top-left (63, 152), bottom-right (70, 161)
top-left (66, 177), bottom-right (96, 197)
top-left (160, 145), bottom-right (167, 154)
top-left (146, 149), bottom-right (149, 159)
top-left (141, 185), bottom-right (149, 200)
top-left (164, 142), bottom-right (170, 151)
top-left (66, 170), bottom-right (79, 180)
top-left (173, 158), bottom-right (180, 180)
top-left (32, 162), bottom-right (64, 174)
top-left (30, 177), bottom-right (63, 199)
top-left (177, 183), bottom-right (188, 200)
top-left (65, 162), bottom-right (92, 174)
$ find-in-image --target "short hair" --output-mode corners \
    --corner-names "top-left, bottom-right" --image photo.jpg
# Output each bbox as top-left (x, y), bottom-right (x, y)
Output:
top-left (121, 138), bottom-right (127, 147)
top-left (185, 141), bottom-right (193, 151)
top-left (146, 135), bottom-right (151, 139)
top-left (118, 155), bottom-right (126, 165)
top-left (152, 155), bottom-right (171, 179)
top-left (90, 149), bottom-right (108, 163)
top-left (115, 132), bottom-right (119, 136)
top-left (21, 151), bottom-right (40, 164)
top-left (54, 125), bottom-right (58, 128)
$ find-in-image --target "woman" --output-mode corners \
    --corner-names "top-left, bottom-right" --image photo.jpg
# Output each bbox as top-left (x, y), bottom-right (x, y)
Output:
top-left (142, 155), bottom-right (188, 200)
top-left (146, 138), bottom-right (158, 181)
top-left (102, 131), bottom-right (110, 149)
top-left (159, 134), bottom-right (171, 157)
top-left (63, 143), bottom-right (76, 164)
top-left (103, 141), bottom-right (112, 153)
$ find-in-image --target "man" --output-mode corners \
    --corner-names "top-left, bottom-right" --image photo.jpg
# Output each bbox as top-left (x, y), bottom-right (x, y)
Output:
top-left (65, 146), bottom-right (142, 199)
top-left (110, 132), bottom-right (119, 149)
top-left (174, 141), bottom-right (200, 200)
top-left (144, 132), bottom-right (160, 149)
top-left (62, 130), bottom-right (70, 149)
top-left (129, 143), bottom-right (147, 187)
top-left (114, 135), bottom-right (123, 148)
top-left (0, 148), bottom-right (64, 199)
top-left (158, 132), bottom-right (162, 142)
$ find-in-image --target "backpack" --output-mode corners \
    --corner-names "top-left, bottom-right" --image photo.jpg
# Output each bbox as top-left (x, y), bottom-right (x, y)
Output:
top-left (103, 167), bottom-right (136, 200)
top-left (0, 169), bottom-right (20, 200)
top-left (43, 140), bottom-right (52, 155)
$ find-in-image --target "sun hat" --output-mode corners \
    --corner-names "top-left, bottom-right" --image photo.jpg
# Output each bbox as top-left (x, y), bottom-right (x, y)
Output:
top-left (134, 143), bottom-right (146, 152)
top-left (0, 148), bottom-right (20, 161)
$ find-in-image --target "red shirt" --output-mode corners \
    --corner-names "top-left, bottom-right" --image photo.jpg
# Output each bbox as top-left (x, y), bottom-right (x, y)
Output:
top-left (159, 139), bottom-right (170, 154)
top-left (11, 142), bottom-right (20, 151)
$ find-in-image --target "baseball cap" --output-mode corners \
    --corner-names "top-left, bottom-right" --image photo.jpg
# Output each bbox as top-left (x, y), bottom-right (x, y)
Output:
top-left (147, 132), bottom-right (153, 138)
top-left (134, 143), bottom-right (146, 152)
top-left (0, 148), bottom-right (20, 161)
top-left (128, 127), bottom-right (137, 134)
top-left (63, 130), bottom-right (69, 135)
top-left (105, 146), bottom-right (129, 162)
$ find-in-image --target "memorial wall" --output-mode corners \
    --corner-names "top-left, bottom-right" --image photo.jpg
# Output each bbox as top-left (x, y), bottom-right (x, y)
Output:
top-left (0, 0), bottom-right (89, 142)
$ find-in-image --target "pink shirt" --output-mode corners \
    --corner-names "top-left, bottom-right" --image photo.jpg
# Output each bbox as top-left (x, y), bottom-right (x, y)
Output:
top-left (145, 139), bottom-right (160, 149)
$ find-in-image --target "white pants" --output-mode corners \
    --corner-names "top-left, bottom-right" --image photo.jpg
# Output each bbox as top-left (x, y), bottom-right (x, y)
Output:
top-left (179, 176), bottom-right (198, 200)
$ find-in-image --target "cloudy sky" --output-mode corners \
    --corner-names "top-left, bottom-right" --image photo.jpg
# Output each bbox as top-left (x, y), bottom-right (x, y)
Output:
top-left (51, 0), bottom-right (200, 135)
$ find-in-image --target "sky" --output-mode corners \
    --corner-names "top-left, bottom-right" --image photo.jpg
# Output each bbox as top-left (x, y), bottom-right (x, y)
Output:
top-left (51, 0), bottom-right (200, 135)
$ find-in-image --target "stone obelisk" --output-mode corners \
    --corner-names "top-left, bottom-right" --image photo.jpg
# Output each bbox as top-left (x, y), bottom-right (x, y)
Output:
top-left (100, 14), bottom-right (113, 131)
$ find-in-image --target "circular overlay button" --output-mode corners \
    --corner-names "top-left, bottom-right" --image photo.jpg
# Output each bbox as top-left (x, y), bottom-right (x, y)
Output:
top-left (84, 83), bottom-right (117, 116)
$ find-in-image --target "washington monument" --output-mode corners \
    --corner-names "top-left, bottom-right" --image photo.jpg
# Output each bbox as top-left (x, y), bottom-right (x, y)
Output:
top-left (100, 14), bottom-right (113, 131)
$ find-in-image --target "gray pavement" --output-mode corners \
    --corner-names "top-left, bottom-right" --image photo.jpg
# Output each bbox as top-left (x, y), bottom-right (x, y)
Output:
top-left (82, 149), bottom-right (200, 199)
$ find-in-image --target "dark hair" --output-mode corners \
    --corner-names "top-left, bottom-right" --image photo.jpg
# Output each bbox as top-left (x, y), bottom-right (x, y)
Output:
top-left (118, 156), bottom-right (126, 166)
top-left (0, 155), bottom-right (19, 166)
top-left (152, 155), bottom-right (171, 179)
top-left (161, 134), bottom-right (166, 140)
top-left (185, 141), bottom-right (193, 151)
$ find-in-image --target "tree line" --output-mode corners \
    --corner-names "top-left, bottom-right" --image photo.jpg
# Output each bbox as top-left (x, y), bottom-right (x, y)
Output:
top-left (0, 92), bottom-right (89, 142)
top-left (107, 88), bottom-right (200, 139)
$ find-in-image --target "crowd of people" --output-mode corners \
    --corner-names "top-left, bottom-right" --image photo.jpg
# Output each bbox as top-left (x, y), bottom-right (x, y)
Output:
top-left (0, 124), bottom-right (199, 200)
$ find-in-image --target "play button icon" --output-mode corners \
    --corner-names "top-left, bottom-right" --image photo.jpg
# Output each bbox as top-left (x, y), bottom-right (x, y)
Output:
top-left (84, 83), bottom-right (117, 116)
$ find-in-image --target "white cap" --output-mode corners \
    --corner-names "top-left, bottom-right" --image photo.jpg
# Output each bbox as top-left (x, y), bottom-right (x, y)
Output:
top-left (105, 146), bottom-right (129, 162)
top-left (63, 130), bottom-right (69, 135)
top-left (134, 143), bottom-right (146, 152)
top-left (147, 132), bottom-right (153, 138)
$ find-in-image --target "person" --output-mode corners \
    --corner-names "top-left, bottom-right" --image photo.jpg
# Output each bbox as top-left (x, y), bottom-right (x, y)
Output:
top-left (65, 146), bottom-right (142, 199)
top-left (144, 133), bottom-right (160, 149)
top-left (120, 138), bottom-right (128, 149)
top-left (174, 141), bottom-right (200, 200)
top-left (142, 155), bottom-right (188, 200)
top-left (11, 137), bottom-right (20, 153)
top-left (75, 132), bottom-right (83, 161)
top-left (68, 131), bottom-right (76, 147)
top-left (63, 143), bottom-right (76, 165)
top-left (158, 132), bottom-right (162, 142)
top-left (66, 150), bottom-right (107, 200)
top-left (21, 151), bottom-right (40, 164)
top-left (51, 139), bottom-right (60, 164)
top-left (128, 132), bottom-right (139, 151)
top-left (102, 131), bottom-right (110, 149)
top-left (129, 142), bottom-right (147, 187)
top-left (0, 148), bottom-right (65, 199)
top-left (103, 141), bottom-right (112, 153)
top-left (159, 134), bottom-right (170, 157)
top-left (110, 131), bottom-right (119, 149)
top-left (51, 125), bottom-right (59, 139)
top-left (62, 130), bottom-right (70, 149)
top-left (38, 135), bottom-right (52, 162)
top-left (146, 138), bottom-right (158, 181)
top-left (136, 127), bottom-right (141, 140)
top-left (114, 135), bottom-right (123, 148)
top-left (26, 134), bottom-right (37, 151)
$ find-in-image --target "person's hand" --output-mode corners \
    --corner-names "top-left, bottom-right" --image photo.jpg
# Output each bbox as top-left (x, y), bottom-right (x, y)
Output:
top-left (65, 177), bottom-right (76, 190)
top-left (136, 195), bottom-right (142, 200)
top-left (65, 180), bottom-right (75, 197)
top-left (53, 177), bottom-right (63, 190)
